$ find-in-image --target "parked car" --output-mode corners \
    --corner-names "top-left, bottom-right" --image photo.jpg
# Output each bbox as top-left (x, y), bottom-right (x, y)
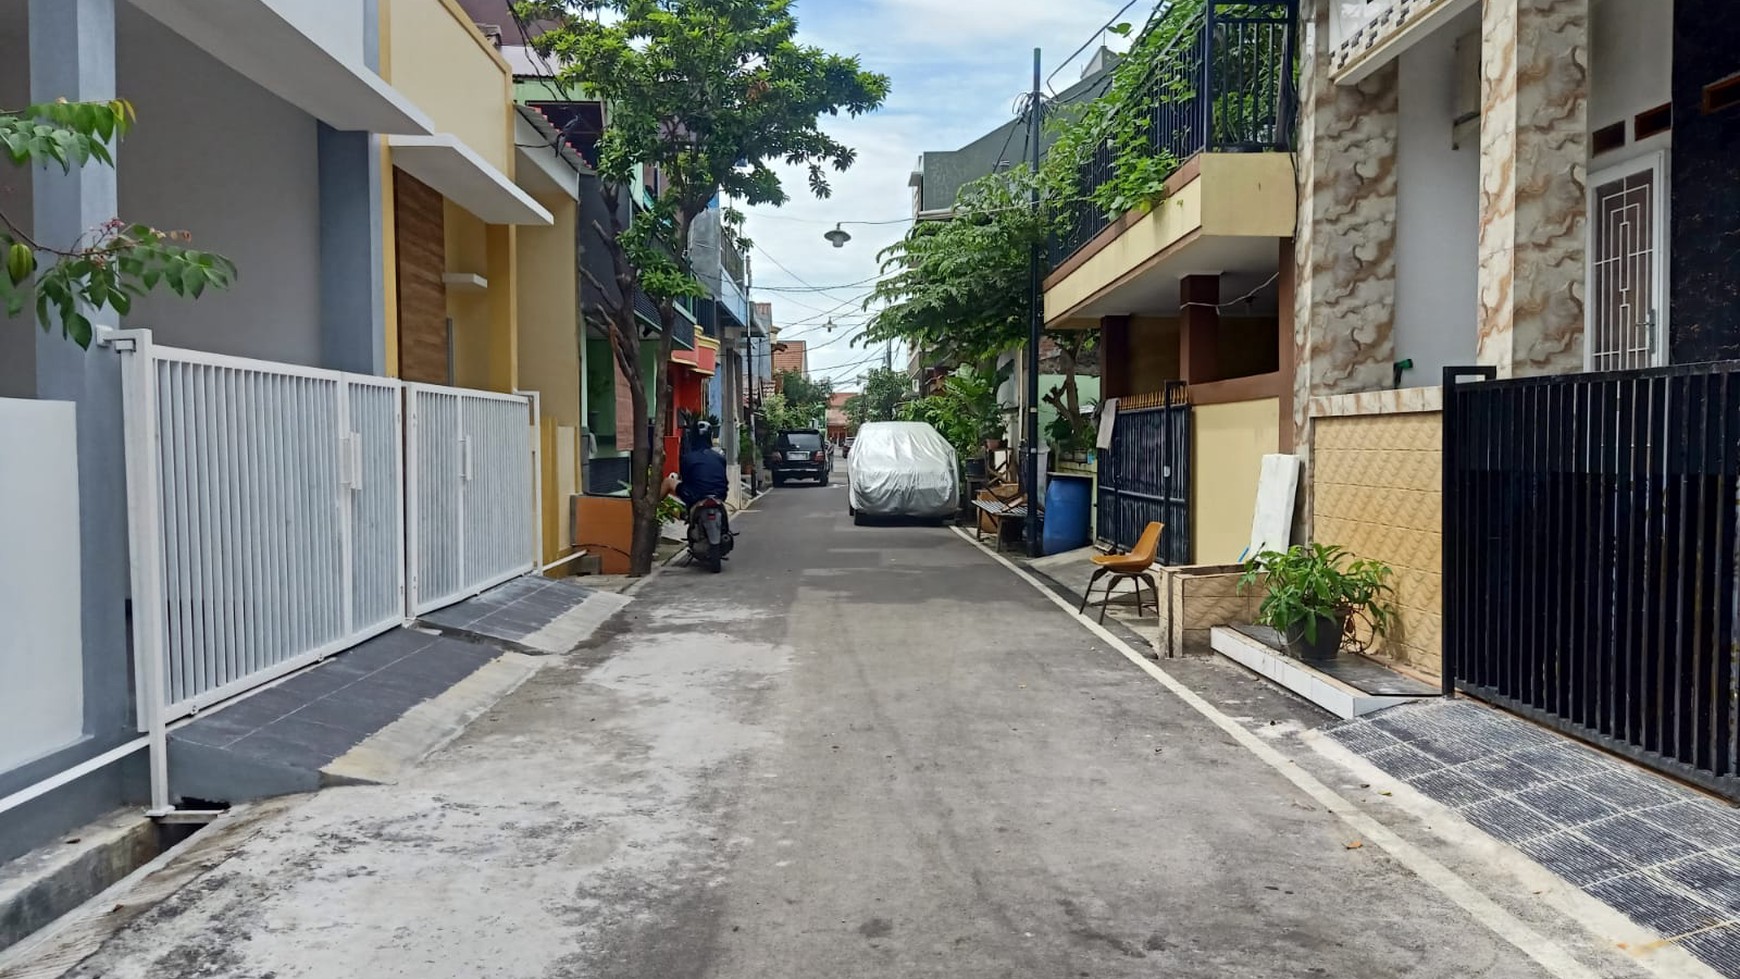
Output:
top-left (841, 436), bottom-right (855, 458)
top-left (847, 421), bottom-right (959, 524)
top-left (769, 429), bottom-right (831, 486)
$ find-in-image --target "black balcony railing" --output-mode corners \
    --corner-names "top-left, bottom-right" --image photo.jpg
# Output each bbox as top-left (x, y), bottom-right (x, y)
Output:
top-left (1050, 0), bottom-right (1297, 266)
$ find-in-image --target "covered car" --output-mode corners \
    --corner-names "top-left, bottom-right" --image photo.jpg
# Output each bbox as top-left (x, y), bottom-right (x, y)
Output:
top-left (847, 421), bottom-right (960, 523)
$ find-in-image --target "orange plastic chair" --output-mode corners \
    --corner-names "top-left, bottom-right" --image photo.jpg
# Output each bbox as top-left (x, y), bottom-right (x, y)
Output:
top-left (1079, 521), bottom-right (1164, 623)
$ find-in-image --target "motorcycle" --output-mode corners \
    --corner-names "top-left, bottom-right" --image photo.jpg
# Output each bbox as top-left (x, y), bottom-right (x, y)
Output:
top-left (686, 497), bottom-right (734, 573)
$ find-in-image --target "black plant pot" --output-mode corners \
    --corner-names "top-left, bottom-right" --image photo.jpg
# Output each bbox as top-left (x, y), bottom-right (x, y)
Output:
top-left (1282, 611), bottom-right (1348, 662)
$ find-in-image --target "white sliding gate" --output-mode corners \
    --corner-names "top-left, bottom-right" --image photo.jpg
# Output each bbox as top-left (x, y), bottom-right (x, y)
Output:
top-left (405, 384), bottom-right (537, 615)
top-left (115, 332), bottom-right (407, 723)
top-left (112, 330), bottom-right (540, 813)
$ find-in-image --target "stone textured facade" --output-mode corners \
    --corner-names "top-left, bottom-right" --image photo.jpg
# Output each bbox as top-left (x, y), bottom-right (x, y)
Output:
top-left (1312, 411), bottom-right (1444, 674)
top-left (1475, 0), bottom-right (1589, 376)
top-left (1291, 0), bottom-right (1401, 451)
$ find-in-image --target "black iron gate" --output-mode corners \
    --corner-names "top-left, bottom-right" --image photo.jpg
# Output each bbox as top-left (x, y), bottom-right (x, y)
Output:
top-left (1097, 382), bottom-right (1191, 565)
top-left (1443, 364), bottom-right (1740, 799)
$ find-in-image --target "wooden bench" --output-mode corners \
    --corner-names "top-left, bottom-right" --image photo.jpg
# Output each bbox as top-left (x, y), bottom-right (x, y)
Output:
top-left (972, 496), bottom-right (1028, 552)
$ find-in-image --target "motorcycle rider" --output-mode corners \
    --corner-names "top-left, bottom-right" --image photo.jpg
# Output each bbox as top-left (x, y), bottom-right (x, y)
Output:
top-left (676, 420), bottom-right (732, 535)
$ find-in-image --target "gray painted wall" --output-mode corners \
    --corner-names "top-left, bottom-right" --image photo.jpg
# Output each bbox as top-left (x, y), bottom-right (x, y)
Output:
top-left (116, 2), bottom-right (324, 365)
top-left (1, 0), bottom-right (146, 867)
top-left (318, 126), bottom-right (386, 374)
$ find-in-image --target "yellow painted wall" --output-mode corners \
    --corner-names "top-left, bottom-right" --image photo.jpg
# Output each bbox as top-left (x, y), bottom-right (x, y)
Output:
top-left (487, 223), bottom-right (517, 391)
top-left (1044, 153), bottom-right (1295, 323)
top-left (517, 195), bottom-right (584, 564)
top-left (384, 0), bottom-right (514, 174)
top-left (1196, 153), bottom-right (1298, 236)
top-left (1190, 398), bottom-right (1279, 565)
top-left (1312, 412), bottom-right (1444, 675)
top-left (446, 202), bottom-right (493, 389)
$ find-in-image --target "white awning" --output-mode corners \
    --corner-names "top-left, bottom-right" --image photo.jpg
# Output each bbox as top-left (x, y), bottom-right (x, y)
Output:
top-left (125, 0), bottom-right (434, 135)
top-left (389, 135), bottom-right (555, 227)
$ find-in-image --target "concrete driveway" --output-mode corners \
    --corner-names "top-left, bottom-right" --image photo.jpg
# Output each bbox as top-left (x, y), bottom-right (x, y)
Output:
top-left (34, 482), bottom-right (1673, 979)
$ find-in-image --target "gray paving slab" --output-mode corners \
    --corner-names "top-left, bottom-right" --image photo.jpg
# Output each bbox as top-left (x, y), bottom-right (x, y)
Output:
top-left (1332, 700), bottom-right (1740, 975)
top-left (168, 627), bottom-right (505, 803)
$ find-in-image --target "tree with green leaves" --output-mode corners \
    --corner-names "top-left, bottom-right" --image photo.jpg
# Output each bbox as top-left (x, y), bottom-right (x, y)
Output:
top-left (522, 0), bottom-right (887, 574)
top-left (843, 367), bottom-right (908, 431)
top-left (775, 369), bottom-right (831, 427)
top-left (1, 100), bottom-right (235, 347)
top-left (859, 168), bottom-right (1046, 366)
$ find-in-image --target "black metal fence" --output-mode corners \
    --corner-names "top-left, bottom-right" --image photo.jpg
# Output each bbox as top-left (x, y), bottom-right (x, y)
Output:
top-left (1097, 383), bottom-right (1192, 565)
top-left (1443, 363), bottom-right (1740, 798)
top-left (1051, 0), bottom-right (1297, 266)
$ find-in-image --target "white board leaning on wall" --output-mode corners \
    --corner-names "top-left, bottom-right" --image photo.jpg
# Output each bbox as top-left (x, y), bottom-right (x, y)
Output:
top-left (1246, 454), bottom-right (1301, 561)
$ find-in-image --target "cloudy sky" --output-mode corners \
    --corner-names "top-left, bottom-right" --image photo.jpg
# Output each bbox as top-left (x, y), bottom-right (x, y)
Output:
top-left (743, 0), bottom-right (1135, 393)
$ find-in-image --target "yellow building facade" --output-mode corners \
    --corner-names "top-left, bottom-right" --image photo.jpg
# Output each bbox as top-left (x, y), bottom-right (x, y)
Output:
top-left (375, 0), bottom-right (587, 569)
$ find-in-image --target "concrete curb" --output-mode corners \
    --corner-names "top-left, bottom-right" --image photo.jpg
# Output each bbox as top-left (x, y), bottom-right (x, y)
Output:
top-left (0, 800), bottom-right (295, 978)
top-left (320, 652), bottom-right (543, 787)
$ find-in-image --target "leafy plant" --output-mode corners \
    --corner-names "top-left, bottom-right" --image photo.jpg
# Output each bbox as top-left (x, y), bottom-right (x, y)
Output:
top-left (738, 425), bottom-right (755, 467)
top-left (521, 0), bottom-right (888, 575)
top-left (1238, 544), bottom-right (1396, 646)
top-left (1038, 0), bottom-right (1209, 222)
top-left (656, 494), bottom-right (686, 524)
top-left (1041, 330), bottom-right (1097, 454)
top-left (901, 362), bottom-right (1010, 457)
top-left (1, 99), bottom-right (235, 346)
top-left (759, 392), bottom-right (816, 435)
top-left (843, 367), bottom-right (909, 430)
top-left (777, 370), bottom-right (832, 421)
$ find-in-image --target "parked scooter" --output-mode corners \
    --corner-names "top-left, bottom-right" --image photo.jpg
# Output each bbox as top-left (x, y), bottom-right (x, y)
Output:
top-left (685, 497), bottom-right (734, 572)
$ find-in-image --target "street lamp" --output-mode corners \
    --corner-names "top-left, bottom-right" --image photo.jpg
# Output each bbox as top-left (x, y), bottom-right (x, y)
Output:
top-left (824, 223), bottom-right (852, 248)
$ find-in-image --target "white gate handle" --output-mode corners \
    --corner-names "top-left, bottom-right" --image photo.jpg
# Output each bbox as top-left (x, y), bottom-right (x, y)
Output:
top-left (342, 433), bottom-right (364, 491)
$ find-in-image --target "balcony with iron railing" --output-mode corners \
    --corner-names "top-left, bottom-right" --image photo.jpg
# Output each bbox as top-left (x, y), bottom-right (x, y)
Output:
top-left (1049, 0), bottom-right (1297, 269)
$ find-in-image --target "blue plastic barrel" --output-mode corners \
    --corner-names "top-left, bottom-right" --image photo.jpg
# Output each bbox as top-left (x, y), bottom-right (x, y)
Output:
top-left (1042, 474), bottom-right (1093, 556)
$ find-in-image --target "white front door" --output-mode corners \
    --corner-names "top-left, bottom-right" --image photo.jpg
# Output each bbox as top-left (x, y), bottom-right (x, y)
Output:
top-left (1586, 152), bottom-right (1669, 371)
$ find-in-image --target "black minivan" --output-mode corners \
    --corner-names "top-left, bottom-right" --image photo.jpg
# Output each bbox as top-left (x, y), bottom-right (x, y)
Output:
top-left (769, 429), bottom-right (831, 486)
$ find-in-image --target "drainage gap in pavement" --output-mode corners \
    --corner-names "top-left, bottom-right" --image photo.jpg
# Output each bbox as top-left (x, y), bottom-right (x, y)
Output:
top-left (0, 807), bottom-right (221, 954)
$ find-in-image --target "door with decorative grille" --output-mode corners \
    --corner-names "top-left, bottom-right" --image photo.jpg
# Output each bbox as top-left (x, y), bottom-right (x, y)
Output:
top-left (1587, 154), bottom-right (1668, 371)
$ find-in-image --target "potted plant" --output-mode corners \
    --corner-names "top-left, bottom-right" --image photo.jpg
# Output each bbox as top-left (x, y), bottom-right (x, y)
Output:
top-left (738, 428), bottom-right (756, 474)
top-left (1238, 543), bottom-right (1395, 661)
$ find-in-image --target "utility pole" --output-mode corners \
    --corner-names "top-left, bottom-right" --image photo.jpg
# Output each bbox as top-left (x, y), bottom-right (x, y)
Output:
top-left (746, 255), bottom-right (760, 495)
top-left (1025, 47), bottom-right (1044, 558)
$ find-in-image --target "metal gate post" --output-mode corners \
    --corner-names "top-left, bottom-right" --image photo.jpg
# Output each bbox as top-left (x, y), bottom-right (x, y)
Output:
top-left (107, 329), bottom-right (174, 816)
top-left (1441, 366), bottom-right (1497, 698)
top-left (516, 389), bottom-right (544, 570)
top-left (336, 379), bottom-right (356, 636)
top-left (404, 388), bottom-right (421, 620)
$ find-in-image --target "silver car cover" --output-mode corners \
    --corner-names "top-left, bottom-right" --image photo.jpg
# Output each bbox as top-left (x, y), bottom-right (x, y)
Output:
top-left (847, 421), bottom-right (960, 518)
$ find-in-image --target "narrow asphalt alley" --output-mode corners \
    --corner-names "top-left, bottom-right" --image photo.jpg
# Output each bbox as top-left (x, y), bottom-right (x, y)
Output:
top-left (45, 485), bottom-right (1645, 978)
